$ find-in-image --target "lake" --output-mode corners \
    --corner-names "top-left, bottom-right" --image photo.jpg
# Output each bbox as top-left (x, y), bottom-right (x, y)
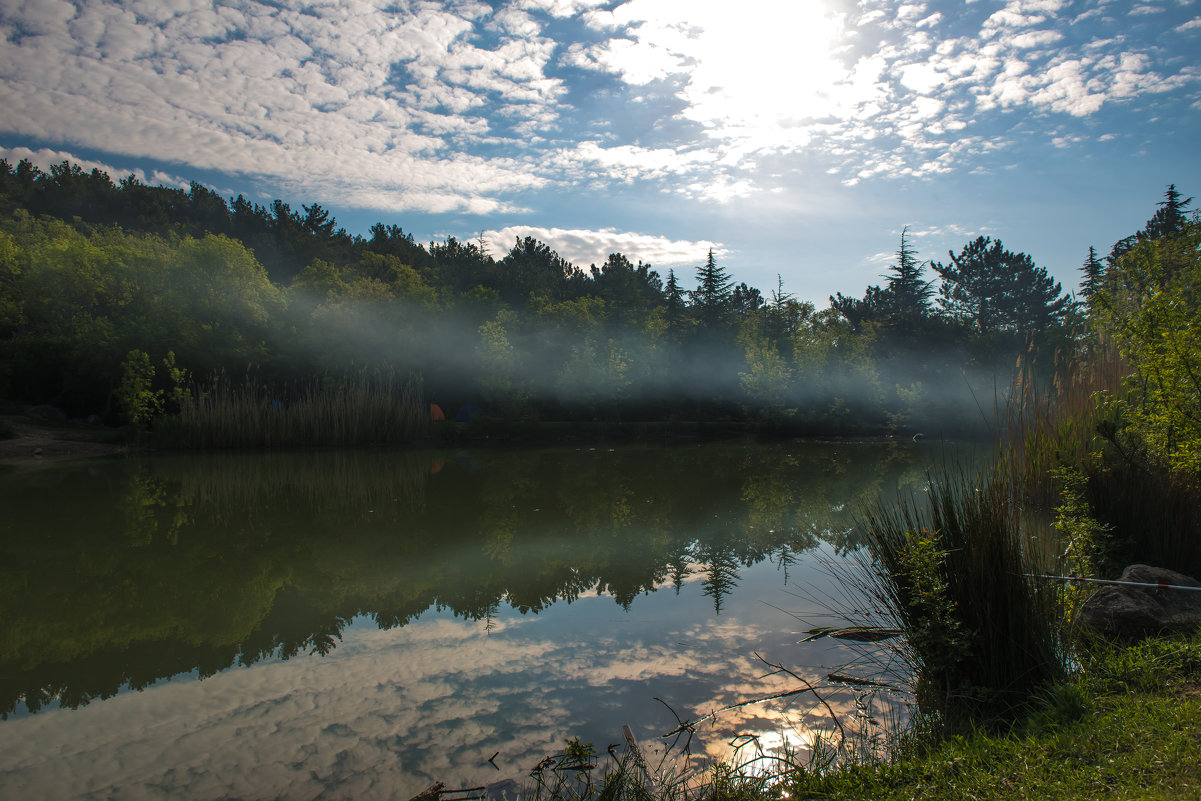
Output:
top-left (0, 439), bottom-right (949, 800)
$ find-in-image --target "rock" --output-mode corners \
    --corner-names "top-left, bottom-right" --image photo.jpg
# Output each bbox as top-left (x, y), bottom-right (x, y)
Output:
top-left (26, 405), bottom-right (67, 422)
top-left (1076, 564), bottom-right (1201, 640)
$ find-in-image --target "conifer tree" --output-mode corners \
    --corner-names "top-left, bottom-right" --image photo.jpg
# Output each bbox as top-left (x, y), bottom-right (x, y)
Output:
top-left (1142, 184), bottom-right (1194, 240)
top-left (691, 248), bottom-right (734, 328)
top-left (1081, 246), bottom-right (1104, 302)
top-left (663, 268), bottom-right (687, 329)
top-left (885, 226), bottom-right (933, 321)
top-left (1108, 184), bottom-right (1194, 266)
top-left (933, 236), bottom-right (1069, 338)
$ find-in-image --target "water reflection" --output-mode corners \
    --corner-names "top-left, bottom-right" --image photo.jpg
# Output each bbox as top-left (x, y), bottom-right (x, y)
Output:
top-left (0, 440), bottom-right (938, 797)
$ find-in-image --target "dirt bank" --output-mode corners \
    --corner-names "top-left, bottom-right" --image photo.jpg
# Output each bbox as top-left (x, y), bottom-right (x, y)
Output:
top-left (0, 415), bottom-right (127, 465)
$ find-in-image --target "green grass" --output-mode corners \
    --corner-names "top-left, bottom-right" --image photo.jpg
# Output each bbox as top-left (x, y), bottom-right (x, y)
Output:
top-left (778, 631), bottom-right (1201, 801)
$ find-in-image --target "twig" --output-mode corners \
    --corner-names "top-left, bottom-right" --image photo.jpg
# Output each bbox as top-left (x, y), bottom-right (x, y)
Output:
top-left (826, 672), bottom-right (898, 690)
top-left (755, 653), bottom-right (848, 745)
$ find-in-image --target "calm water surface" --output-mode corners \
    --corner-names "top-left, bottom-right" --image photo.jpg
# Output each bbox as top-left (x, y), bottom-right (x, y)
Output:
top-left (0, 440), bottom-right (948, 800)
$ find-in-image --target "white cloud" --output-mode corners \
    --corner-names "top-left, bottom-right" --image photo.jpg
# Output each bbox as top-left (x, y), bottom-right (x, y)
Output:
top-left (899, 63), bottom-right (943, 93)
top-left (1009, 29), bottom-right (1065, 48)
top-left (480, 225), bottom-right (725, 268)
top-left (0, 0), bottom-right (562, 214)
top-left (0, 0), bottom-right (1197, 218)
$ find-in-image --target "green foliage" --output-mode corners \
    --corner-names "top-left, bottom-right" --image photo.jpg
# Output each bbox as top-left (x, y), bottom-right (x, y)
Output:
top-left (116, 349), bottom-right (162, 426)
top-left (932, 236), bottom-right (1070, 343)
top-left (1049, 465), bottom-right (1110, 617)
top-left (738, 329), bottom-right (793, 414)
top-left (1095, 221), bottom-right (1201, 476)
top-left (477, 310), bottom-right (530, 415)
top-left (2, 159), bottom-right (1179, 438)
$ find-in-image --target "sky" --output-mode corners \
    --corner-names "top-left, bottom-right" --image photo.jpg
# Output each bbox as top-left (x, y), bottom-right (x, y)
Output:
top-left (1, 0), bottom-right (1199, 305)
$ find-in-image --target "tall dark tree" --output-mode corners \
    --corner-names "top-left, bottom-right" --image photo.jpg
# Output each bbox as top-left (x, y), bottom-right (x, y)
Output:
top-left (933, 236), bottom-right (1070, 339)
top-left (884, 226), bottom-right (933, 321)
top-left (663, 268), bottom-right (687, 328)
top-left (1142, 184), bottom-right (1194, 240)
top-left (1080, 246), bottom-right (1104, 302)
top-left (428, 236), bottom-right (493, 294)
top-left (691, 249), bottom-right (734, 328)
top-left (588, 253), bottom-right (662, 325)
top-left (497, 236), bottom-right (578, 306)
top-left (1108, 184), bottom-right (1194, 266)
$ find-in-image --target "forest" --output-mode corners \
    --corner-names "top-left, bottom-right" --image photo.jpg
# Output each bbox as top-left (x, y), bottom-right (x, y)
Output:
top-left (0, 159), bottom-right (1191, 439)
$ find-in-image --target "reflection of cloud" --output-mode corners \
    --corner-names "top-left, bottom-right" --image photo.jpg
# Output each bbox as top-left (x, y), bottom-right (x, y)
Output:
top-left (0, 573), bottom-right (903, 800)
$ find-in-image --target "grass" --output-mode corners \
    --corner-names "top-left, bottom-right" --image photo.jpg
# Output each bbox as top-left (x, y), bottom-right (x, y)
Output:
top-left (776, 630), bottom-right (1201, 801)
top-left (155, 371), bottom-right (428, 448)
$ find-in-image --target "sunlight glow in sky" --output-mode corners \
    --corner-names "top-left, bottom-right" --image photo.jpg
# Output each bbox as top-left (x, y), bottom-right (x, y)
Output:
top-left (1, 0), bottom-right (1199, 301)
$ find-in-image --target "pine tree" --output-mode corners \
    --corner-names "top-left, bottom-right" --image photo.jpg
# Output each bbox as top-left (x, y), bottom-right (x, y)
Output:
top-left (1081, 246), bottom-right (1104, 301)
top-left (933, 236), bottom-right (1069, 338)
top-left (1142, 184), bottom-right (1194, 240)
top-left (1108, 184), bottom-right (1194, 266)
top-left (691, 248), bottom-right (734, 328)
top-left (663, 268), bottom-right (687, 329)
top-left (884, 226), bottom-right (933, 321)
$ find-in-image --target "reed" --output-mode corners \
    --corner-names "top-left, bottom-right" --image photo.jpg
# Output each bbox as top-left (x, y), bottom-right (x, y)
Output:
top-left (855, 467), bottom-right (1065, 732)
top-left (158, 370), bottom-right (428, 448)
top-left (998, 333), bottom-right (1201, 577)
top-left (997, 335), bottom-right (1127, 509)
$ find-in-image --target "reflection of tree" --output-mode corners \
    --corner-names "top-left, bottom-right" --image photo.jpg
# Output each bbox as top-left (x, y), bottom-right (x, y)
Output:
top-left (695, 540), bottom-right (741, 615)
top-left (0, 440), bottom-right (959, 717)
top-left (669, 554), bottom-right (692, 594)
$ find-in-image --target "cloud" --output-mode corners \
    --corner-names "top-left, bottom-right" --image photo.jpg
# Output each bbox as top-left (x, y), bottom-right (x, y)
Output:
top-left (0, 0), bottom-right (560, 214)
top-left (0, 0), bottom-right (1197, 219)
top-left (480, 225), bottom-right (725, 269)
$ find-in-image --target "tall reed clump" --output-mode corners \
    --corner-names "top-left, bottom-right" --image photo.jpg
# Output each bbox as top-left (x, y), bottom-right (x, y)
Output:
top-left (858, 468), bottom-right (1064, 733)
top-left (160, 371), bottom-right (428, 448)
top-left (1000, 333), bottom-right (1201, 579)
top-left (998, 336), bottom-right (1127, 510)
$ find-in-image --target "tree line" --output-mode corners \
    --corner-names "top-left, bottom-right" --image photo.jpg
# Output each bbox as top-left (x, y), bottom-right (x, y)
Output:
top-left (0, 158), bottom-right (1191, 435)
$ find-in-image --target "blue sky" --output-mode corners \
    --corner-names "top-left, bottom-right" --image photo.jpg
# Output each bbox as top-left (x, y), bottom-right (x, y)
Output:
top-left (1, 0), bottom-right (1198, 305)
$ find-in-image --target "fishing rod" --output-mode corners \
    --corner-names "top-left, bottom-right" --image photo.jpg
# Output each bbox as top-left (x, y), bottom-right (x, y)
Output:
top-left (1025, 573), bottom-right (1201, 592)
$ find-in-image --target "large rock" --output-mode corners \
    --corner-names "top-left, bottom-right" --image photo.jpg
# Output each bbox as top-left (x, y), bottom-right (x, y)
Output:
top-left (1077, 564), bottom-right (1201, 640)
